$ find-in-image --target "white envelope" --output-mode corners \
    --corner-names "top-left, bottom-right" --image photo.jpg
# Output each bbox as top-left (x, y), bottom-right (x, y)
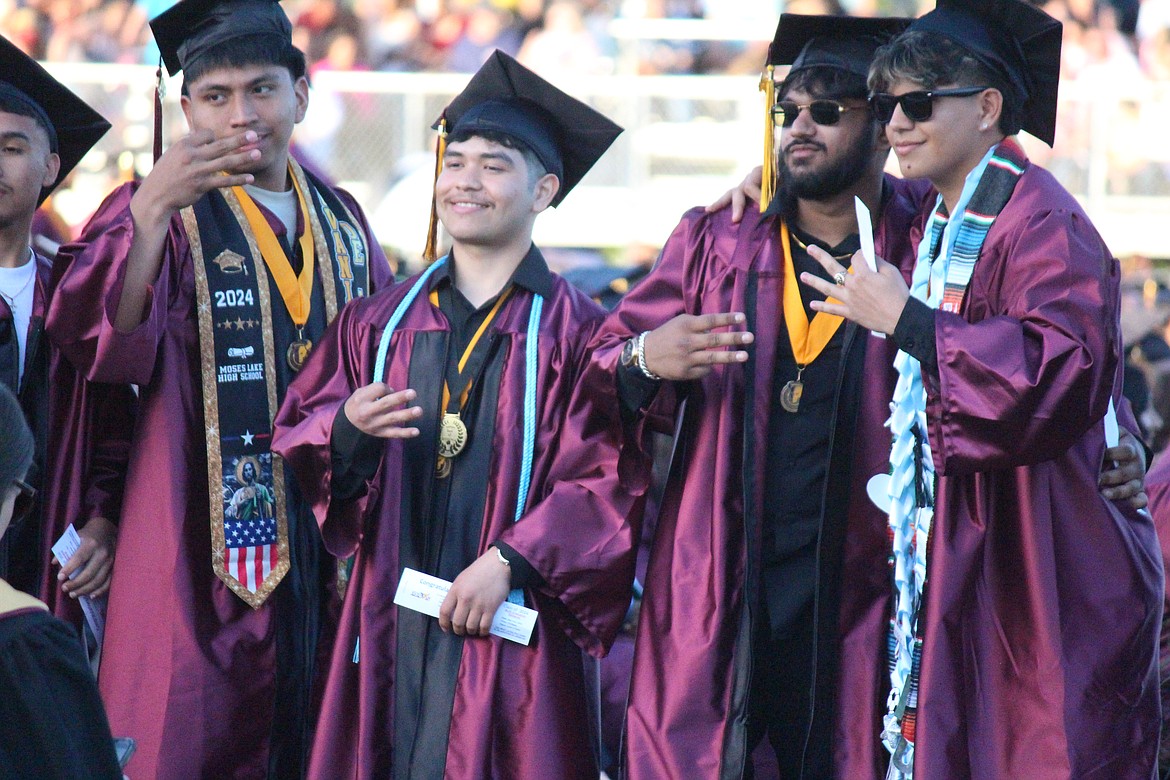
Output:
top-left (393, 567), bottom-right (538, 646)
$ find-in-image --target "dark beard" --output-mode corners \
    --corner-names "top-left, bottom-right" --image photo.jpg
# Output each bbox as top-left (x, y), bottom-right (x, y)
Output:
top-left (774, 132), bottom-right (876, 220)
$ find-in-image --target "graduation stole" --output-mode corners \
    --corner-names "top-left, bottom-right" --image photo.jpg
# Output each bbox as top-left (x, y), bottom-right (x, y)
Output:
top-left (778, 221), bottom-right (845, 413)
top-left (372, 257), bottom-right (543, 605)
top-left (883, 137), bottom-right (1026, 779)
top-left (183, 158), bottom-right (372, 608)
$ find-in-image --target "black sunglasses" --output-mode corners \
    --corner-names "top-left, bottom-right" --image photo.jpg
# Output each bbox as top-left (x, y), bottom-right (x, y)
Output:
top-left (771, 99), bottom-right (863, 128)
top-left (868, 86), bottom-right (990, 124)
top-left (9, 479), bottom-right (35, 525)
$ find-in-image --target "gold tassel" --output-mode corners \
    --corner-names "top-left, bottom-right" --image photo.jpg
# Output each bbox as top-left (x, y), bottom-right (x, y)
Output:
top-left (153, 59), bottom-right (166, 164)
top-left (423, 118), bottom-right (448, 263)
top-left (759, 65), bottom-right (776, 213)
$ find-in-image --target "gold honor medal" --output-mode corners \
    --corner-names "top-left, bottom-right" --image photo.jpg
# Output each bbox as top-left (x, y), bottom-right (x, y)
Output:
top-left (780, 379), bottom-right (803, 412)
top-left (429, 286), bottom-right (515, 479)
top-left (286, 337), bottom-right (312, 371)
top-left (438, 412), bottom-right (468, 458)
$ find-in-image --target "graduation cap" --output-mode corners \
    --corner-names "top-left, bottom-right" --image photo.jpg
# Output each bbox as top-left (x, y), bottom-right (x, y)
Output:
top-left (422, 50), bottom-right (623, 260)
top-left (908, 0), bottom-right (1062, 146)
top-left (0, 35), bottom-right (110, 205)
top-left (150, 0), bottom-right (293, 78)
top-left (768, 13), bottom-right (911, 79)
top-left (758, 14), bottom-right (909, 211)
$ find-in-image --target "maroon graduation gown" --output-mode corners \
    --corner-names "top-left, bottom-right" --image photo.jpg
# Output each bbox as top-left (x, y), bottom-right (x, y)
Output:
top-left (1141, 453), bottom-right (1170, 776)
top-left (0, 251), bottom-right (133, 612)
top-left (45, 181), bottom-right (392, 779)
top-left (272, 268), bottom-right (641, 780)
top-left (589, 175), bottom-right (929, 780)
top-left (907, 163), bottom-right (1160, 778)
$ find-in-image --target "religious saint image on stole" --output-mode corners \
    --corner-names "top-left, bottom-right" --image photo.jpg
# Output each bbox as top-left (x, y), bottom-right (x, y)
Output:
top-left (222, 454), bottom-right (279, 590)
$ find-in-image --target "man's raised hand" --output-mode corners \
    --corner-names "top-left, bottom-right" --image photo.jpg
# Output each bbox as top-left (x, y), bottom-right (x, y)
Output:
top-left (642, 312), bottom-right (753, 381)
top-left (344, 383), bottom-right (423, 439)
top-left (131, 129), bottom-right (263, 222)
top-left (802, 245), bottom-right (909, 335)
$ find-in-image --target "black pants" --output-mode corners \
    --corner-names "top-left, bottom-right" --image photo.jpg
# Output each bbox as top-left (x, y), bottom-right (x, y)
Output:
top-left (744, 600), bottom-right (831, 780)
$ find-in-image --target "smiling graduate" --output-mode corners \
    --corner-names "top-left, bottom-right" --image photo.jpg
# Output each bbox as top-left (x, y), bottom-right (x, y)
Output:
top-left (273, 50), bottom-right (639, 780)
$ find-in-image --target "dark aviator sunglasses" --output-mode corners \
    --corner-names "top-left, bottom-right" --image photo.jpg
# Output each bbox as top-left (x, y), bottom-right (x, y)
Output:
top-left (770, 99), bottom-right (865, 128)
top-left (868, 86), bottom-right (990, 124)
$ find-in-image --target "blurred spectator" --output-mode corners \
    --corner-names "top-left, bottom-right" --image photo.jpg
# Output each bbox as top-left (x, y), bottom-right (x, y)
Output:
top-left (442, 2), bottom-right (525, 72)
top-left (1123, 283), bottom-right (1170, 449)
top-left (294, 0), bottom-right (365, 66)
top-left (519, 0), bottom-right (612, 78)
top-left (356, 0), bottom-right (442, 70)
top-left (619, 0), bottom-right (704, 74)
top-left (43, 0), bottom-right (148, 64)
top-left (0, 1), bottom-right (46, 56)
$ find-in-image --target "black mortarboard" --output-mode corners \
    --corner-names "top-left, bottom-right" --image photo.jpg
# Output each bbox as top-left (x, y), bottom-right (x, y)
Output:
top-left (908, 0), bottom-right (1062, 146)
top-left (422, 49), bottom-right (622, 259)
top-left (0, 35), bottom-right (111, 205)
top-left (150, 0), bottom-right (293, 77)
top-left (435, 50), bottom-right (623, 208)
top-left (768, 13), bottom-right (911, 79)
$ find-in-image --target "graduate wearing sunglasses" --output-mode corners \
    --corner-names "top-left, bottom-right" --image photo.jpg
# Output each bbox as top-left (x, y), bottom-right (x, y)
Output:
top-left (799, 0), bottom-right (1162, 777)
top-left (593, 14), bottom-right (949, 779)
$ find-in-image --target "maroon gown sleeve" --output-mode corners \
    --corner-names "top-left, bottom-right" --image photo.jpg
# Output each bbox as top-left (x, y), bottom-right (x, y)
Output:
top-left (500, 209), bottom-right (741, 656)
top-left (586, 209), bottom-right (728, 437)
top-left (272, 300), bottom-right (376, 558)
top-left (39, 352), bottom-right (136, 620)
top-left (1144, 456), bottom-right (1170, 777)
top-left (495, 309), bottom-right (645, 657)
top-left (926, 205), bottom-right (1118, 475)
top-left (47, 182), bottom-right (179, 386)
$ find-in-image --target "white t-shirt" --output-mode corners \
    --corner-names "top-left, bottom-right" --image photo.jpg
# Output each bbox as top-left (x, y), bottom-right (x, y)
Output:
top-left (0, 250), bottom-right (37, 386)
top-left (243, 183), bottom-right (298, 249)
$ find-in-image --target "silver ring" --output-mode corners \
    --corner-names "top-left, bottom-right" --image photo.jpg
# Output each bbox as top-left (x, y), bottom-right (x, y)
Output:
top-left (834, 271), bottom-right (847, 286)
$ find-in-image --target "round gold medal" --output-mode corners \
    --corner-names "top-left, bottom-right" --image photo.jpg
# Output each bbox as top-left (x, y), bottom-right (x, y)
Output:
top-left (438, 413), bottom-right (468, 458)
top-left (780, 379), bottom-right (803, 413)
top-left (287, 338), bottom-right (312, 371)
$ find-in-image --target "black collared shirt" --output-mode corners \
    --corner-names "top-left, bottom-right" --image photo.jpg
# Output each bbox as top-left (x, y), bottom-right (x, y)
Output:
top-left (428, 245), bottom-right (554, 397)
top-left (760, 224), bottom-right (858, 636)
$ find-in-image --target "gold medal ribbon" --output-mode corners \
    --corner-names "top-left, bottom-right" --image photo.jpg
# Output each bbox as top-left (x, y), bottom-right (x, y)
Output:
top-left (232, 171), bottom-right (315, 328)
top-left (779, 222), bottom-right (845, 411)
top-left (781, 221), bottom-right (845, 364)
top-left (430, 285), bottom-right (515, 414)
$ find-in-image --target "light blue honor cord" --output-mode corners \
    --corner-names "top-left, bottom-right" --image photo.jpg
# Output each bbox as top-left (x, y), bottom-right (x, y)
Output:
top-left (371, 255), bottom-right (541, 607)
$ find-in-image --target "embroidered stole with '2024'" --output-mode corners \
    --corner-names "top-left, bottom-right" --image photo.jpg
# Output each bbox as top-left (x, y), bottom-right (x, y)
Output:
top-left (182, 159), bottom-right (370, 608)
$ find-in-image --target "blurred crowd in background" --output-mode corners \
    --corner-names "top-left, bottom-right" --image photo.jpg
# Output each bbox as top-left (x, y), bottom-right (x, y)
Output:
top-left (1, 0), bottom-right (1167, 78)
